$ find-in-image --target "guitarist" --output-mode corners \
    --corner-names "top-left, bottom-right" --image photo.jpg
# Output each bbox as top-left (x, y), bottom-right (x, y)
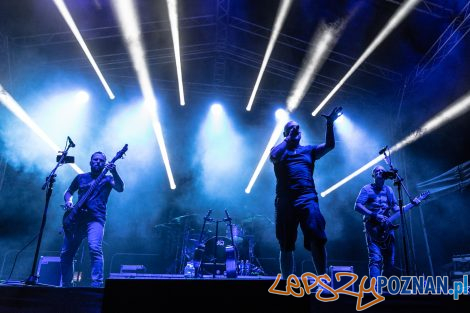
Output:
top-left (355, 165), bottom-right (408, 281)
top-left (60, 151), bottom-right (124, 288)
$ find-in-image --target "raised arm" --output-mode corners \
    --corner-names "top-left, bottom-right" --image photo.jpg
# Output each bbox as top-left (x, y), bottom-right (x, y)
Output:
top-left (313, 106), bottom-right (342, 160)
top-left (312, 121), bottom-right (335, 160)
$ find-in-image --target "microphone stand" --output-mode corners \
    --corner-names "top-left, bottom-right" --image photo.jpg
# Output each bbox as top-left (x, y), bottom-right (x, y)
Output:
top-left (383, 149), bottom-right (415, 277)
top-left (25, 141), bottom-right (73, 285)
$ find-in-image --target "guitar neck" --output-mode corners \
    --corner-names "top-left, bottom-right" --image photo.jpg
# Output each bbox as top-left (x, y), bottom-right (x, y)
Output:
top-left (72, 144), bottom-right (127, 210)
top-left (387, 192), bottom-right (430, 224)
top-left (388, 202), bottom-right (414, 223)
top-left (75, 168), bottom-right (109, 209)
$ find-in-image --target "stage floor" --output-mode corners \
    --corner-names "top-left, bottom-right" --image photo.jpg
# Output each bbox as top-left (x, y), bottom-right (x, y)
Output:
top-left (1, 276), bottom-right (469, 313)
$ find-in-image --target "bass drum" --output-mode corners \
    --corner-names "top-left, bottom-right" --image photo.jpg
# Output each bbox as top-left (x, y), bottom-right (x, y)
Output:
top-left (202, 236), bottom-right (237, 275)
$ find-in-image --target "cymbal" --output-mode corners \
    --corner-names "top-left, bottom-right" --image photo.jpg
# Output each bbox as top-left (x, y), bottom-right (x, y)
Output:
top-left (241, 214), bottom-right (266, 223)
top-left (154, 224), bottom-right (171, 229)
top-left (170, 213), bottom-right (199, 222)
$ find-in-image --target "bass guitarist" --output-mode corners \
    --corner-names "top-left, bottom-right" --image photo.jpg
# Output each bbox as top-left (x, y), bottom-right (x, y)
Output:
top-left (60, 151), bottom-right (124, 288)
top-left (354, 165), bottom-right (423, 281)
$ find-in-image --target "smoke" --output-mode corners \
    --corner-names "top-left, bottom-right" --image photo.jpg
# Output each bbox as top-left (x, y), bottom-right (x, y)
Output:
top-left (195, 106), bottom-right (246, 201)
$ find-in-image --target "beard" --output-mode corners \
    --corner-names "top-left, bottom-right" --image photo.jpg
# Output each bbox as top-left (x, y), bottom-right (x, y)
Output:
top-left (91, 165), bottom-right (104, 174)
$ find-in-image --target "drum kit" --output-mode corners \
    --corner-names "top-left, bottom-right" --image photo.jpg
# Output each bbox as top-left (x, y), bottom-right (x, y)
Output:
top-left (167, 210), bottom-right (268, 277)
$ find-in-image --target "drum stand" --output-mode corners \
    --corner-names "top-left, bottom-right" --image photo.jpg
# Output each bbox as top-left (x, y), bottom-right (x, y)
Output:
top-left (193, 210), bottom-right (213, 277)
top-left (192, 209), bottom-right (238, 278)
top-left (246, 236), bottom-right (266, 276)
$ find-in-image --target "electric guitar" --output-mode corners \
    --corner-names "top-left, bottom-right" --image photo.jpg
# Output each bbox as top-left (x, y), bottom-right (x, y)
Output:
top-left (62, 144), bottom-right (128, 233)
top-left (365, 191), bottom-right (430, 244)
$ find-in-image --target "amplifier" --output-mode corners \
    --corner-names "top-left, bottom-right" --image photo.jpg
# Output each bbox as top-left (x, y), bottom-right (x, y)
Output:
top-left (329, 265), bottom-right (355, 292)
top-left (37, 256), bottom-right (62, 287)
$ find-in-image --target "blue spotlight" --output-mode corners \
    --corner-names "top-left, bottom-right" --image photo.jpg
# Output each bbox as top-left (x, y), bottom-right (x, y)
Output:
top-left (335, 113), bottom-right (345, 124)
top-left (211, 103), bottom-right (223, 116)
top-left (75, 90), bottom-right (90, 104)
top-left (275, 108), bottom-right (288, 121)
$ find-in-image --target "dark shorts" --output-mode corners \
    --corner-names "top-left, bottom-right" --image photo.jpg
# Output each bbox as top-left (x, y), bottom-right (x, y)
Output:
top-left (275, 193), bottom-right (327, 251)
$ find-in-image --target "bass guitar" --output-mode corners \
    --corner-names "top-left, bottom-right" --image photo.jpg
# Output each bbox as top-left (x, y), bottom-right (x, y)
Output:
top-left (62, 144), bottom-right (128, 233)
top-left (365, 191), bottom-right (430, 245)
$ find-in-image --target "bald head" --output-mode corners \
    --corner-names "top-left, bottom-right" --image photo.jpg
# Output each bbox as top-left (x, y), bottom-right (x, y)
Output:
top-left (372, 166), bottom-right (386, 179)
top-left (283, 121), bottom-right (299, 137)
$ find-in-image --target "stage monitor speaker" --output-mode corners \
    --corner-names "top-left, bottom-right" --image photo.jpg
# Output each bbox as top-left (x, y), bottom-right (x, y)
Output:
top-left (37, 256), bottom-right (62, 287)
top-left (329, 265), bottom-right (355, 292)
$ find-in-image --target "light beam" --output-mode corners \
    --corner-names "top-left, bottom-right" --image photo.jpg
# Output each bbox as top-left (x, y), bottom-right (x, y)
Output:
top-left (320, 91), bottom-right (470, 197)
top-left (0, 84), bottom-right (83, 173)
top-left (53, 0), bottom-right (115, 100)
top-left (112, 0), bottom-right (176, 189)
top-left (245, 0), bottom-right (292, 111)
top-left (312, 0), bottom-right (421, 116)
top-left (166, 0), bottom-right (185, 106)
top-left (287, 24), bottom-right (340, 112)
top-left (245, 109), bottom-right (289, 193)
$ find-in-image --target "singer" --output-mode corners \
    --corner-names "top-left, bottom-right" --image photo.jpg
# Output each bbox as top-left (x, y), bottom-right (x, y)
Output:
top-left (60, 151), bottom-right (124, 288)
top-left (270, 106), bottom-right (342, 278)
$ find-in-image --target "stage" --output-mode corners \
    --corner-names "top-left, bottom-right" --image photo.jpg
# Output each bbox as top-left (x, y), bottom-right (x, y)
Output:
top-left (1, 276), bottom-right (469, 313)
top-left (1, 0), bottom-right (470, 312)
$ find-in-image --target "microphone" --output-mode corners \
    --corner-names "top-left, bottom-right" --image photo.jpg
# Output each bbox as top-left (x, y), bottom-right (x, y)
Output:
top-left (67, 136), bottom-right (76, 148)
top-left (382, 171), bottom-right (397, 180)
top-left (378, 145), bottom-right (388, 155)
top-left (292, 125), bottom-right (299, 135)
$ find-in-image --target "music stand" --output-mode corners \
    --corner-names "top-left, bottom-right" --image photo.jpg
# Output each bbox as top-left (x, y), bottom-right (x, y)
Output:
top-left (24, 139), bottom-right (74, 286)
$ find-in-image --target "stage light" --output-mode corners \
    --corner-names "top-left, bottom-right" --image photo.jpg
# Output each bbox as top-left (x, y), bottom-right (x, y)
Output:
top-left (53, 0), bottom-right (115, 100)
top-left (320, 91), bottom-right (470, 197)
top-left (246, 0), bottom-right (292, 111)
top-left (275, 108), bottom-right (288, 121)
top-left (245, 110), bottom-right (289, 194)
top-left (211, 103), bottom-right (223, 116)
top-left (112, 0), bottom-right (176, 190)
top-left (74, 91), bottom-right (90, 104)
top-left (0, 84), bottom-right (83, 174)
top-left (312, 0), bottom-right (421, 116)
top-left (166, 0), bottom-right (185, 106)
